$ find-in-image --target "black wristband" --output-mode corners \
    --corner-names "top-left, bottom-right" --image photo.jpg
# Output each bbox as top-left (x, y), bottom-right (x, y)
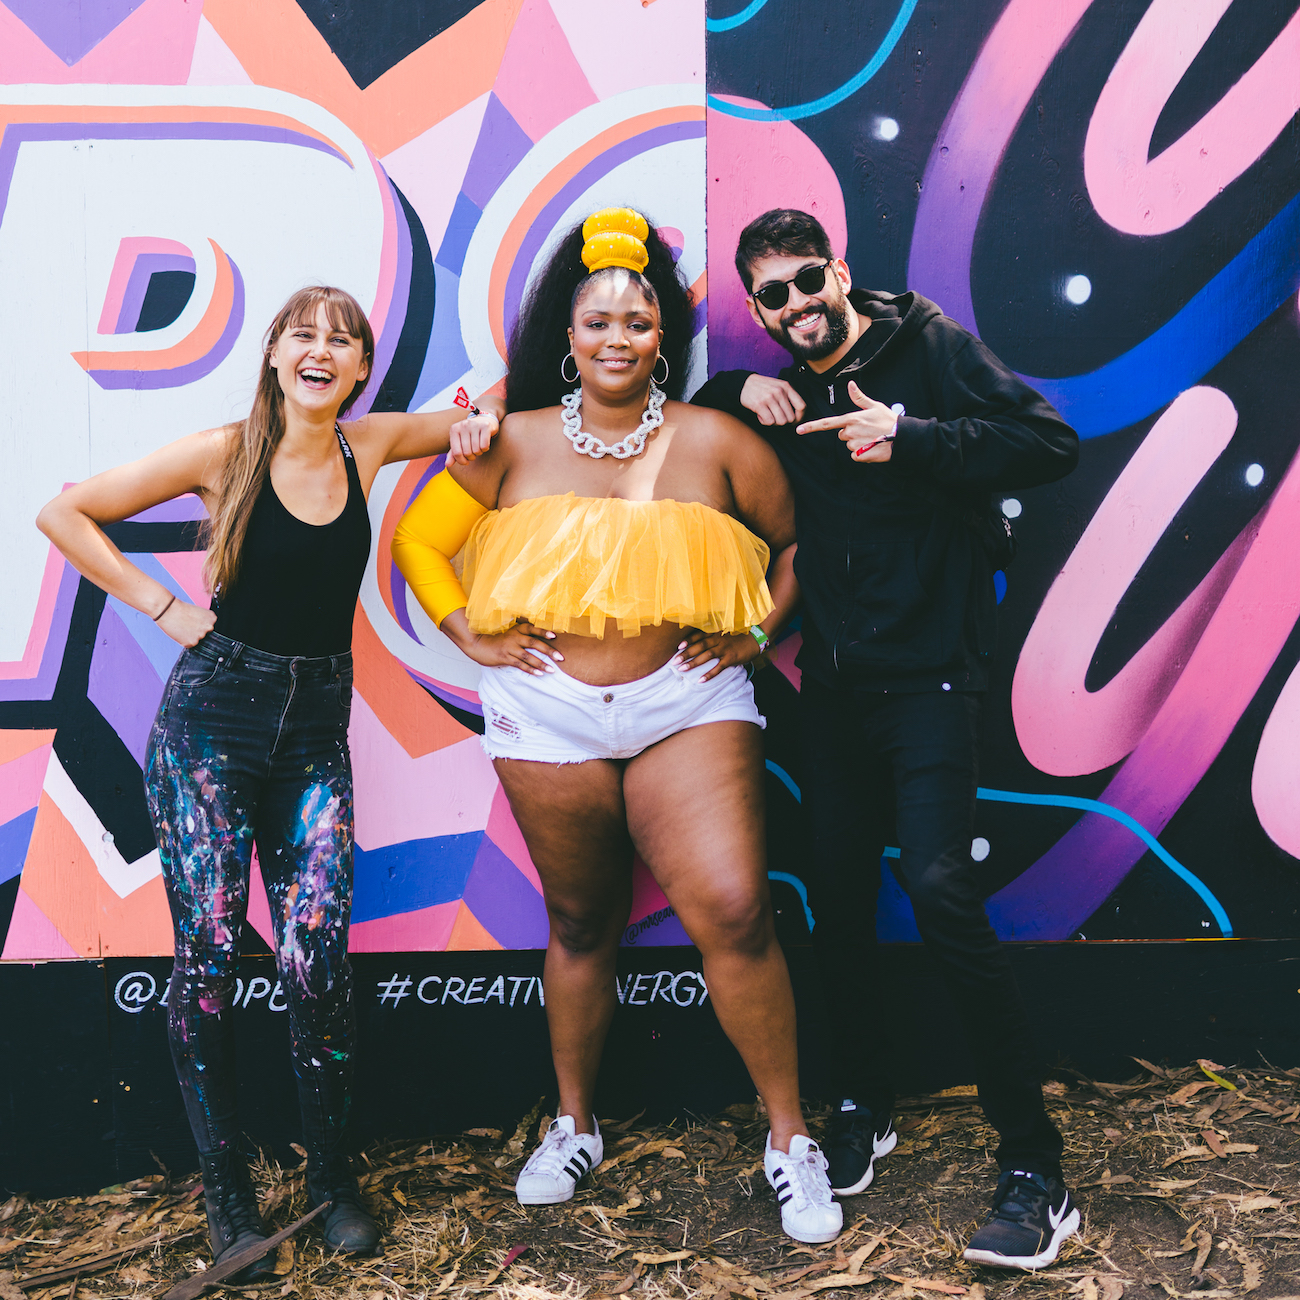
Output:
top-left (152, 593), bottom-right (177, 622)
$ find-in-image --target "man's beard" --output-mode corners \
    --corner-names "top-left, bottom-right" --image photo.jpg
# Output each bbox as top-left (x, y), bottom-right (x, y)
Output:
top-left (770, 297), bottom-right (851, 360)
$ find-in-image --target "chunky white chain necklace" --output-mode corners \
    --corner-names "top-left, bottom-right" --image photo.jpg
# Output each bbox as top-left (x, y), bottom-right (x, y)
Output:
top-left (561, 380), bottom-right (666, 459)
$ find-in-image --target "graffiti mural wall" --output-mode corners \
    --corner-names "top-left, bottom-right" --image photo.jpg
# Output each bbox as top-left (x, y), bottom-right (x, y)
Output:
top-left (0, 0), bottom-right (707, 958)
top-left (707, 0), bottom-right (1300, 943)
top-left (1, 0), bottom-right (1299, 962)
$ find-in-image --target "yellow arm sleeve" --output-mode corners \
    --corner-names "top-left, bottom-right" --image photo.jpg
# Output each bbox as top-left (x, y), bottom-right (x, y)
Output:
top-left (391, 469), bottom-right (489, 627)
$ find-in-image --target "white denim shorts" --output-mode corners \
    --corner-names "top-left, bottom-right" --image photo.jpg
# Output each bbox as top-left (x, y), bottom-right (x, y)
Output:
top-left (477, 656), bottom-right (766, 763)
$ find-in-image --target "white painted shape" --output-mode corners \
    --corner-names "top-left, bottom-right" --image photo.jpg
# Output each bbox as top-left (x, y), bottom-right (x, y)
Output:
top-left (381, 92), bottom-right (491, 260)
top-left (360, 457), bottom-right (484, 692)
top-left (42, 752), bottom-right (161, 898)
top-left (1064, 274), bottom-right (1092, 304)
top-left (971, 836), bottom-right (991, 862)
top-left (1246, 462), bottom-right (1264, 487)
top-left (875, 117), bottom-right (900, 141)
top-left (550, 0), bottom-right (704, 100)
top-left (1002, 497), bottom-right (1023, 518)
top-left (0, 85), bottom-right (387, 659)
top-left (187, 15), bottom-right (254, 86)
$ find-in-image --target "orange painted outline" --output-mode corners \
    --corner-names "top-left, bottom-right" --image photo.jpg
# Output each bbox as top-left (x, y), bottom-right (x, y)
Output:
top-left (352, 604), bottom-right (473, 758)
top-left (0, 103), bottom-right (350, 165)
top-left (377, 456), bottom-right (439, 626)
top-left (446, 900), bottom-right (504, 950)
top-left (19, 794), bottom-right (173, 958)
top-left (486, 103), bottom-right (706, 359)
top-left (71, 238), bottom-right (234, 372)
top-left (0, 730), bottom-right (56, 766)
top-left (203, 0), bottom-right (528, 158)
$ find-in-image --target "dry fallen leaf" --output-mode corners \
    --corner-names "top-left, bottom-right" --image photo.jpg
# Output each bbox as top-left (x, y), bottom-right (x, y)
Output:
top-left (883, 1274), bottom-right (966, 1294)
top-left (1192, 1229), bottom-right (1213, 1273)
top-left (1215, 1194), bottom-right (1283, 1212)
top-left (272, 1239), bottom-right (294, 1276)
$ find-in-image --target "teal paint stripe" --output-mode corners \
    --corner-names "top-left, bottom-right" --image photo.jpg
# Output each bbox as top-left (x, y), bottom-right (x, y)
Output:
top-left (765, 759), bottom-right (801, 801)
top-left (768, 870), bottom-right (815, 932)
top-left (706, 0), bottom-right (771, 32)
top-left (761, 759), bottom-right (1229, 936)
top-left (707, 0), bottom-right (919, 121)
top-left (977, 787), bottom-right (1233, 937)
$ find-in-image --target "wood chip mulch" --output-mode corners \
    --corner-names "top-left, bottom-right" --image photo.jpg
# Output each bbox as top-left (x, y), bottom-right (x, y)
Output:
top-left (3, 1058), bottom-right (1299, 1300)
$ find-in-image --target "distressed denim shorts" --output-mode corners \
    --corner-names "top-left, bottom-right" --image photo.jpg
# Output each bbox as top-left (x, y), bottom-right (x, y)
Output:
top-left (477, 655), bottom-right (765, 764)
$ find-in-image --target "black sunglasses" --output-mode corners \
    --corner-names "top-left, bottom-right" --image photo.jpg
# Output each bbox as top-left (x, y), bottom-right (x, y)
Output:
top-left (751, 260), bottom-right (834, 311)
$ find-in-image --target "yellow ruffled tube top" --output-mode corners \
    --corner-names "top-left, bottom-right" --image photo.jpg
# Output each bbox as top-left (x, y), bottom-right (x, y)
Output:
top-left (462, 494), bottom-right (774, 638)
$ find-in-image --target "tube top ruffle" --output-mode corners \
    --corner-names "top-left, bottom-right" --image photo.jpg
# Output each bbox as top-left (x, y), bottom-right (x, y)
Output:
top-left (462, 493), bottom-right (773, 638)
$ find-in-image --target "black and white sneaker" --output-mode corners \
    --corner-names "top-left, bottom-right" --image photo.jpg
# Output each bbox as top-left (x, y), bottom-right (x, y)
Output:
top-left (963, 1170), bottom-right (1080, 1270)
top-left (825, 1100), bottom-right (897, 1196)
top-left (515, 1116), bottom-right (603, 1204)
top-left (763, 1133), bottom-right (842, 1244)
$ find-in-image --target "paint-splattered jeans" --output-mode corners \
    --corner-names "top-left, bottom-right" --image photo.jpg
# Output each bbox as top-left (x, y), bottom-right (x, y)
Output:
top-left (145, 631), bottom-right (356, 1165)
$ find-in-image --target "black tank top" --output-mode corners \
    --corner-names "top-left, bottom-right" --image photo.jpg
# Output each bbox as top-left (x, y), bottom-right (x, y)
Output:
top-left (212, 427), bottom-right (370, 656)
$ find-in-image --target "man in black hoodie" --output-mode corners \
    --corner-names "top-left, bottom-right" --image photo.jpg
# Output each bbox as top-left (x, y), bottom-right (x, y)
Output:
top-left (692, 210), bottom-right (1080, 1271)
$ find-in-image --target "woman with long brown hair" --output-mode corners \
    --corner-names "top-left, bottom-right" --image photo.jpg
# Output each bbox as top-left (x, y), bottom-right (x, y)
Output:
top-left (38, 286), bottom-right (500, 1278)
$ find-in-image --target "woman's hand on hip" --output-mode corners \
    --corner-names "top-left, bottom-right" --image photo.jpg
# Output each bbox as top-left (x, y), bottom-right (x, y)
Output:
top-left (159, 601), bottom-right (217, 648)
top-left (465, 622), bottom-right (565, 675)
top-left (674, 628), bottom-right (762, 683)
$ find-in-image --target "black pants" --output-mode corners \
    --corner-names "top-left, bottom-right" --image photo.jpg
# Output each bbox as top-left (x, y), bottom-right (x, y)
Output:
top-left (145, 633), bottom-right (357, 1169)
top-left (799, 677), bottom-right (1064, 1178)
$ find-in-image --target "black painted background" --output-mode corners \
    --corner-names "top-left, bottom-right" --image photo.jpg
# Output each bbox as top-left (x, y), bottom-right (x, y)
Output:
top-left (708, 0), bottom-right (1300, 940)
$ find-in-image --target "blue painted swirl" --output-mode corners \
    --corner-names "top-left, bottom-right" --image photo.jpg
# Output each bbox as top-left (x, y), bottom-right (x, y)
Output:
top-left (706, 0), bottom-right (771, 33)
top-left (1027, 190), bottom-right (1300, 440)
top-left (708, 0), bottom-right (919, 122)
top-left (762, 759), bottom-right (1232, 936)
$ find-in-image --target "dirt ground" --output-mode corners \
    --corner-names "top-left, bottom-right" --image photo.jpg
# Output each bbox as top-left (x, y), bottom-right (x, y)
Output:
top-left (3, 1060), bottom-right (1299, 1300)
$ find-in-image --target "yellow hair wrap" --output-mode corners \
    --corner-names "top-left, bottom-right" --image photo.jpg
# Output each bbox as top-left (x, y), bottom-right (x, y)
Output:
top-left (391, 469), bottom-right (488, 628)
top-left (581, 207), bottom-right (650, 274)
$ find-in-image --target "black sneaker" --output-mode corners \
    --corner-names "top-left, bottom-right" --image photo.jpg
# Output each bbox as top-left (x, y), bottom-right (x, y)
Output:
top-left (963, 1170), bottom-right (1080, 1270)
top-left (824, 1100), bottom-right (897, 1196)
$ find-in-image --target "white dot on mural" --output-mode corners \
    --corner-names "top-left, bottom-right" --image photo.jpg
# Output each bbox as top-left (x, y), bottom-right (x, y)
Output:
top-left (971, 837), bottom-right (991, 862)
top-left (1002, 497), bottom-right (1022, 518)
top-left (1246, 463), bottom-right (1265, 487)
top-left (875, 117), bottom-right (900, 142)
top-left (1064, 274), bottom-right (1092, 304)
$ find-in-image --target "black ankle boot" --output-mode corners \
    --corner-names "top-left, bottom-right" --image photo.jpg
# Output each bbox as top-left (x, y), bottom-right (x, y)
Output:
top-left (307, 1163), bottom-right (380, 1255)
top-left (199, 1148), bottom-right (278, 1283)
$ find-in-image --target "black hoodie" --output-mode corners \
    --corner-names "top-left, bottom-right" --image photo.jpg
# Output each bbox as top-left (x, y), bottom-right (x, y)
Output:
top-left (692, 289), bottom-right (1078, 693)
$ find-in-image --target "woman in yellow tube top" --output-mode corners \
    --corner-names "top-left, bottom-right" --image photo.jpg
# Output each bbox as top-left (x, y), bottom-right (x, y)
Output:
top-left (392, 210), bottom-right (839, 1245)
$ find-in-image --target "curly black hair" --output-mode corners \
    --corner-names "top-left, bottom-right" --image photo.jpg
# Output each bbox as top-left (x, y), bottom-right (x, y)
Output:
top-left (505, 216), bottom-right (694, 414)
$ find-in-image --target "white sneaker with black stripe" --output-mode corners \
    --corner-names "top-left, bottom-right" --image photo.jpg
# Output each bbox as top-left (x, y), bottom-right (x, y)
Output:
top-left (515, 1116), bottom-right (603, 1204)
top-left (763, 1133), bottom-right (843, 1244)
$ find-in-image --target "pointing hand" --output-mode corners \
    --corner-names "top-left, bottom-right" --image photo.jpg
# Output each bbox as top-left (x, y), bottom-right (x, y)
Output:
top-left (796, 380), bottom-right (898, 462)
